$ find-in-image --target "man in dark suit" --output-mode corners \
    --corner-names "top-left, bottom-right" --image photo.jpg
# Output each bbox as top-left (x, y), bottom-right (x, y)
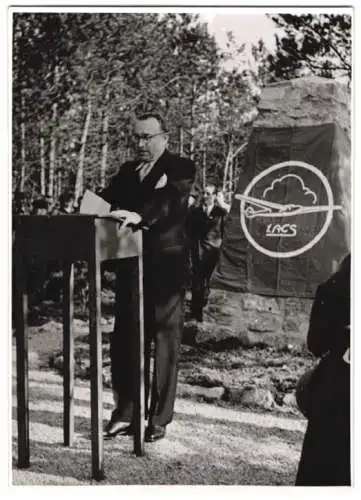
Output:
top-left (99, 113), bottom-right (195, 442)
top-left (187, 184), bottom-right (230, 322)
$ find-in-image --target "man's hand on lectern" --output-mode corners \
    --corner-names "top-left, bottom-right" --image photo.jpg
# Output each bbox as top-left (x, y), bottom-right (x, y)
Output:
top-left (109, 210), bottom-right (142, 229)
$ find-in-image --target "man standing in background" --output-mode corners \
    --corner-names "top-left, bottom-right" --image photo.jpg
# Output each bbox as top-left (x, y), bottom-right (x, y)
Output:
top-left (99, 113), bottom-right (195, 442)
top-left (188, 184), bottom-right (230, 323)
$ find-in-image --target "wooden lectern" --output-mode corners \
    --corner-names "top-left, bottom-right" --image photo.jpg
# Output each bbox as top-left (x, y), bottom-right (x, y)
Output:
top-left (13, 215), bottom-right (145, 481)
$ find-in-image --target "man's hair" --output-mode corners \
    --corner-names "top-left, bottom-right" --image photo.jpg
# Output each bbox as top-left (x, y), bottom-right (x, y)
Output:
top-left (205, 183), bottom-right (217, 193)
top-left (135, 112), bottom-right (168, 133)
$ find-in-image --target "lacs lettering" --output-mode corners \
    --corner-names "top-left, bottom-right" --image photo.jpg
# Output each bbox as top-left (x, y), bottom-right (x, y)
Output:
top-left (266, 223), bottom-right (297, 237)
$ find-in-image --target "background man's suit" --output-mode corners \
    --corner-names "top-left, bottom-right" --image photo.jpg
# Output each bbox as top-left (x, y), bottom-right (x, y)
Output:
top-left (187, 204), bottom-right (228, 321)
top-left (100, 149), bottom-right (195, 427)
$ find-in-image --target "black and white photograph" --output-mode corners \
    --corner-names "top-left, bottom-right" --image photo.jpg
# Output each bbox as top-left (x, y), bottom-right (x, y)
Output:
top-left (6, 2), bottom-right (355, 489)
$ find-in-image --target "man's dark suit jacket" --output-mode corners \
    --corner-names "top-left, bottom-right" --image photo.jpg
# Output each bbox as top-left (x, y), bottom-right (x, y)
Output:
top-left (100, 149), bottom-right (195, 256)
top-left (98, 150), bottom-right (195, 425)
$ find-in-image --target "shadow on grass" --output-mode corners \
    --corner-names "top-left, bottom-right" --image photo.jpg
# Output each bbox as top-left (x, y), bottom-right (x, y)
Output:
top-left (12, 432), bottom-right (296, 485)
top-left (12, 398), bottom-right (303, 485)
top-left (12, 406), bottom-right (114, 439)
top-left (12, 398), bottom-right (304, 447)
top-left (12, 381), bottom-right (114, 411)
top-left (174, 410), bottom-right (305, 443)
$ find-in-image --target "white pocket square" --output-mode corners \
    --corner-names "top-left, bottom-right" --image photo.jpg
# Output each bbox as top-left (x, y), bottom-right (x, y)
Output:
top-left (155, 173), bottom-right (167, 189)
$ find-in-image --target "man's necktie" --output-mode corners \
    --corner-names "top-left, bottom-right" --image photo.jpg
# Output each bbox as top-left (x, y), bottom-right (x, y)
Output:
top-left (203, 204), bottom-right (213, 216)
top-left (137, 162), bottom-right (153, 182)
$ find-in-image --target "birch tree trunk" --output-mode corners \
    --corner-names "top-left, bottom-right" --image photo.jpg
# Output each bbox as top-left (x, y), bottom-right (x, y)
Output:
top-left (222, 141), bottom-right (247, 192)
top-left (19, 90), bottom-right (26, 192)
top-left (39, 119), bottom-right (46, 196)
top-left (201, 123), bottom-right (208, 190)
top-left (74, 95), bottom-right (92, 202)
top-left (232, 142), bottom-right (248, 161)
top-left (201, 87), bottom-right (208, 190)
top-left (178, 126), bottom-right (184, 156)
top-left (222, 140), bottom-right (233, 192)
top-left (202, 147), bottom-right (207, 191)
top-left (57, 169), bottom-right (62, 199)
top-left (100, 81), bottom-right (110, 189)
top-left (48, 65), bottom-right (60, 200)
top-left (228, 157), bottom-right (233, 202)
top-left (189, 82), bottom-right (197, 160)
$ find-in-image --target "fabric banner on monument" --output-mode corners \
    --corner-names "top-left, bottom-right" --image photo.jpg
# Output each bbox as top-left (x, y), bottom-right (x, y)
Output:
top-left (211, 123), bottom-right (350, 298)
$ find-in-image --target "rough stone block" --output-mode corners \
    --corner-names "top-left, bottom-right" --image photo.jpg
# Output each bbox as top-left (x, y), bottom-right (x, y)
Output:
top-left (236, 329), bottom-right (269, 348)
top-left (177, 383), bottom-right (225, 402)
top-left (256, 76), bottom-right (350, 135)
top-left (282, 392), bottom-right (298, 409)
top-left (242, 294), bottom-right (280, 314)
top-left (240, 387), bottom-right (275, 410)
top-left (247, 313), bottom-right (282, 333)
top-left (194, 322), bottom-right (235, 345)
top-left (298, 321), bottom-right (309, 339)
top-left (284, 297), bottom-right (313, 317)
top-left (283, 317), bottom-right (301, 333)
top-left (222, 386), bottom-right (245, 404)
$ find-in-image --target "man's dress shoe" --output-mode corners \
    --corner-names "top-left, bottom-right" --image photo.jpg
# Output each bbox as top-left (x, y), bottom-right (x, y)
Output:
top-left (104, 413), bottom-right (134, 438)
top-left (145, 425), bottom-right (166, 442)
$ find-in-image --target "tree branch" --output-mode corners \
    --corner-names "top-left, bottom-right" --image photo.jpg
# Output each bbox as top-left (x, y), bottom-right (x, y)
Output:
top-left (298, 18), bottom-right (351, 72)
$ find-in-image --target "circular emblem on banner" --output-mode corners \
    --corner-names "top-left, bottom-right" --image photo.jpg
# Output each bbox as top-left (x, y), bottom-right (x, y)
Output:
top-left (235, 161), bottom-right (343, 258)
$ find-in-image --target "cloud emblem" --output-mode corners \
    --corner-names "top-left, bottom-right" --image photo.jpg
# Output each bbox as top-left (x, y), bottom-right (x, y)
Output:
top-left (262, 174), bottom-right (317, 205)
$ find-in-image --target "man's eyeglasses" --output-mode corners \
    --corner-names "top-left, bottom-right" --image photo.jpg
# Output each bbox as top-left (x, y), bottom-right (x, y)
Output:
top-left (133, 132), bottom-right (165, 143)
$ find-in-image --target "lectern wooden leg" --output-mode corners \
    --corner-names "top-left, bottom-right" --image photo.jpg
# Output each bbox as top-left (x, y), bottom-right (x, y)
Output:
top-left (133, 251), bottom-right (145, 456)
top-left (88, 252), bottom-right (104, 481)
top-left (14, 252), bottom-right (30, 468)
top-left (63, 262), bottom-right (74, 446)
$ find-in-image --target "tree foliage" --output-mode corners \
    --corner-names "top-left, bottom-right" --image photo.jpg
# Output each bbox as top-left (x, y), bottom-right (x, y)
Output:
top-left (265, 14), bottom-right (352, 82)
top-left (12, 12), bottom-right (258, 211)
top-left (14, 12), bottom-right (352, 212)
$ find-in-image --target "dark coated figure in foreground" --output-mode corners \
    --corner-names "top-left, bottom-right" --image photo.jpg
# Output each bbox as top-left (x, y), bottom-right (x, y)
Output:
top-left (295, 253), bottom-right (351, 486)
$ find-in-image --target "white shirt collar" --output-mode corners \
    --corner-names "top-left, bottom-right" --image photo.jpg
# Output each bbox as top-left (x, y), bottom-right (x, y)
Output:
top-left (136, 160), bottom-right (153, 171)
top-left (204, 203), bottom-right (214, 215)
top-left (135, 149), bottom-right (166, 171)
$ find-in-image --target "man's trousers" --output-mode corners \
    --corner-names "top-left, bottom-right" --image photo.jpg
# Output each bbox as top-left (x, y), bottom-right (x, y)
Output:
top-left (190, 245), bottom-right (220, 322)
top-left (110, 249), bottom-right (187, 427)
